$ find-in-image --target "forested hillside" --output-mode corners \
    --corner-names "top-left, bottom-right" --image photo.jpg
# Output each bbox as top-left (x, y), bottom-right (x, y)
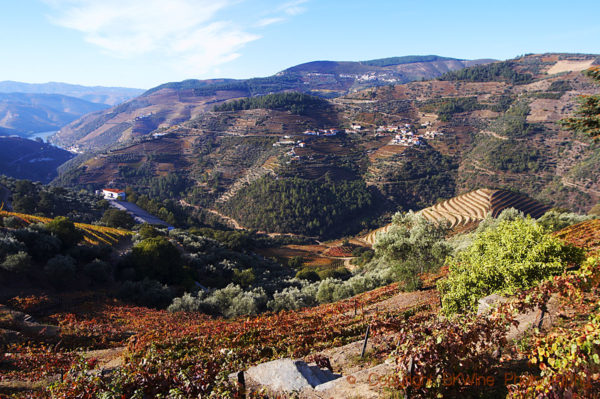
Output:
top-left (213, 92), bottom-right (329, 115)
top-left (220, 176), bottom-right (373, 237)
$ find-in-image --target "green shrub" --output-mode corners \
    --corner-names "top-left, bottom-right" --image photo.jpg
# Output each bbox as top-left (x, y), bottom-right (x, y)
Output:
top-left (352, 246), bottom-right (369, 257)
top-left (351, 247), bottom-right (374, 267)
top-left (44, 254), bottom-right (77, 288)
top-left (46, 216), bottom-right (83, 249)
top-left (439, 61), bottom-right (533, 84)
top-left (213, 92), bottom-right (329, 115)
top-left (67, 244), bottom-right (111, 263)
top-left (118, 278), bottom-right (174, 308)
top-left (13, 226), bottom-right (62, 262)
top-left (316, 278), bottom-right (342, 303)
top-left (83, 259), bottom-right (112, 284)
top-left (449, 208), bottom-right (526, 254)
top-left (439, 218), bottom-right (585, 314)
top-left (317, 267), bottom-right (351, 280)
top-left (221, 176), bottom-right (373, 237)
top-left (374, 211), bottom-right (451, 291)
top-left (267, 283), bottom-right (319, 311)
top-left (488, 101), bottom-right (533, 138)
top-left (560, 67), bottom-right (600, 140)
top-left (295, 268), bottom-right (321, 282)
top-left (420, 97), bottom-right (485, 122)
top-left (1, 251), bottom-right (32, 273)
top-left (138, 223), bottom-right (160, 239)
top-left (549, 80), bottom-right (572, 92)
top-left (101, 209), bottom-right (135, 230)
top-left (0, 234), bottom-right (26, 259)
top-left (168, 292), bottom-right (203, 312)
top-left (127, 237), bottom-right (183, 284)
top-left (3, 216), bottom-right (24, 229)
top-left (537, 210), bottom-right (594, 232)
top-left (486, 141), bottom-right (542, 172)
top-left (232, 268), bottom-right (256, 288)
top-left (199, 284), bottom-right (268, 317)
top-left (288, 256), bottom-right (304, 269)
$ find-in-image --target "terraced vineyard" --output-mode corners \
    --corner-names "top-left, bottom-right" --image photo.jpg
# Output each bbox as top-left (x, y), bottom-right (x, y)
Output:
top-left (555, 219), bottom-right (600, 255)
top-left (0, 210), bottom-right (132, 246)
top-left (215, 165), bottom-right (275, 204)
top-left (367, 144), bottom-right (407, 162)
top-left (361, 188), bottom-right (551, 245)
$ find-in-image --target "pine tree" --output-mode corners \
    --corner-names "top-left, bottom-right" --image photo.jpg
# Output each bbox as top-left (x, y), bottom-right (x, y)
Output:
top-left (562, 67), bottom-right (600, 140)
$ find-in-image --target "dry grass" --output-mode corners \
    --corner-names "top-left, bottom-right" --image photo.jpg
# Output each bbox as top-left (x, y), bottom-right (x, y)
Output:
top-left (546, 60), bottom-right (595, 75)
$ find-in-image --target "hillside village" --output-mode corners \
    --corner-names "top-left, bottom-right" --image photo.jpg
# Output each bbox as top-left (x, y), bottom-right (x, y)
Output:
top-left (274, 122), bottom-right (445, 162)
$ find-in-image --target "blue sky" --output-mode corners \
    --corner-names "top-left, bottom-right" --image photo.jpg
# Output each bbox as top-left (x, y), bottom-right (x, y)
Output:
top-left (1, 0), bottom-right (599, 89)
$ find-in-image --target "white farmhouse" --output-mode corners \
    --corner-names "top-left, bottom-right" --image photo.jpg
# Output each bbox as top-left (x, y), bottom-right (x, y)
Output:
top-left (102, 188), bottom-right (126, 200)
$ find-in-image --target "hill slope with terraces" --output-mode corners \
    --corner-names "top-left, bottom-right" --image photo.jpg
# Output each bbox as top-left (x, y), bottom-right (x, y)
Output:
top-left (362, 188), bottom-right (551, 245)
top-left (554, 218), bottom-right (600, 255)
top-left (55, 53), bottom-right (600, 238)
top-left (52, 56), bottom-right (491, 151)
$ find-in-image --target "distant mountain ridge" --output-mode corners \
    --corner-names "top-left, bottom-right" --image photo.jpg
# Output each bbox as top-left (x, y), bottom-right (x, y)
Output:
top-left (144, 55), bottom-right (493, 97)
top-left (0, 93), bottom-right (110, 136)
top-left (54, 55), bottom-right (495, 151)
top-left (0, 81), bottom-right (144, 106)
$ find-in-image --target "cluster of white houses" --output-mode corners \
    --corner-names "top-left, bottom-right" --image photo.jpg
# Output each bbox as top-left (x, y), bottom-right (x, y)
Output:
top-left (389, 129), bottom-right (444, 146)
top-left (303, 128), bottom-right (340, 136)
top-left (390, 132), bottom-right (424, 146)
top-left (273, 135), bottom-right (307, 148)
top-left (376, 124), bottom-right (411, 133)
top-left (422, 130), bottom-right (444, 139)
top-left (134, 112), bottom-right (154, 121)
top-left (275, 120), bottom-right (446, 155)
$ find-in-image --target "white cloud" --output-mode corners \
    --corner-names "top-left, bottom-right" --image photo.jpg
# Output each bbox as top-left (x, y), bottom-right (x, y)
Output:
top-left (280, 0), bottom-right (308, 16)
top-left (256, 17), bottom-right (285, 27)
top-left (43, 0), bottom-right (261, 76)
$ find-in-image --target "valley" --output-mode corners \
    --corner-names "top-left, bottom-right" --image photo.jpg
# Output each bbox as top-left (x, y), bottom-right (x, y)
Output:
top-left (0, 81), bottom-right (145, 184)
top-left (0, 93), bottom-right (109, 138)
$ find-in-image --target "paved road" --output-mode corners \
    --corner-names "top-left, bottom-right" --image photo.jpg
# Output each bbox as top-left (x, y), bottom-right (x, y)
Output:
top-left (109, 201), bottom-right (173, 228)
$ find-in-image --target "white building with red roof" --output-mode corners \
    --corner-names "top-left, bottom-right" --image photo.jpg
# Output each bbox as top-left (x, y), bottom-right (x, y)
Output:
top-left (102, 188), bottom-right (126, 200)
